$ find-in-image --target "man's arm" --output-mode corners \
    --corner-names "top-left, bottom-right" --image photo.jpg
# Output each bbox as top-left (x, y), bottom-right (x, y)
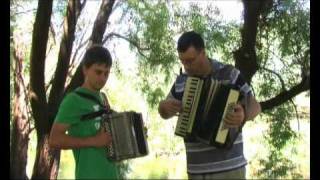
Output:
top-left (49, 122), bottom-right (112, 149)
top-left (245, 95), bottom-right (261, 121)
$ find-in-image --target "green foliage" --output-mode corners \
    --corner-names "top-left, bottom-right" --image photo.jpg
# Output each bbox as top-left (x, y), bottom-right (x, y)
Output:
top-left (257, 150), bottom-right (303, 179)
top-left (11, 0), bottom-right (310, 179)
top-left (116, 161), bottom-right (130, 179)
top-left (128, 157), bottom-right (169, 179)
top-left (124, 1), bottom-right (243, 108)
top-left (264, 105), bottom-right (297, 149)
top-left (256, 103), bottom-right (303, 178)
top-left (105, 70), bottom-right (188, 179)
top-left (124, 0), bottom-right (179, 108)
top-left (256, 0), bottom-right (309, 94)
top-left (122, 1), bottom-right (309, 178)
top-left (57, 150), bottom-right (75, 179)
top-left (252, 1), bottom-right (309, 177)
top-left (173, 2), bottom-right (241, 64)
top-left (52, 0), bottom-right (67, 18)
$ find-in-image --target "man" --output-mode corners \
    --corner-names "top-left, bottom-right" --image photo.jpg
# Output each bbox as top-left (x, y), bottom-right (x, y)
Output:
top-left (49, 45), bottom-right (118, 179)
top-left (158, 31), bottom-right (261, 179)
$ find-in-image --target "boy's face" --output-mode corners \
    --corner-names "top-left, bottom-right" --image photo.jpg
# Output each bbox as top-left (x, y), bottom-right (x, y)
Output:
top-left (83, 63), bottom-right (111, 91)
top-left (178, 46), bottom-right (205, 76)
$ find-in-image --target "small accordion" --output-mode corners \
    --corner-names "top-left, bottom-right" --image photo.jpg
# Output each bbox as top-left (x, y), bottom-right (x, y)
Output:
top-left (175, 76), bottom-right (241, 148)
top-left (103, 111), bottom-right (149, 161)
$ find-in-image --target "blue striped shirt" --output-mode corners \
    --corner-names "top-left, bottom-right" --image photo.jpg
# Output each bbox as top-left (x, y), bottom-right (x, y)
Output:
top-left (167, 59), bottom-right (252, 174)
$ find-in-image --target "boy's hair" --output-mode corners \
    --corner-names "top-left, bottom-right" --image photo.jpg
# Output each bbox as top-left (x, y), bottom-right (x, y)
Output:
top-left (82, 45), bottom-right (112, 68)
top-left (177, 31), bottom-right (205, 53)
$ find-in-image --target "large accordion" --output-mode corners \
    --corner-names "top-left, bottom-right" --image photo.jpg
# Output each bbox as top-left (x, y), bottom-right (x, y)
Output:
top-left (175, 76), bottom-right (241, 148)
top-left (103, 111), bottom-right (149, 161)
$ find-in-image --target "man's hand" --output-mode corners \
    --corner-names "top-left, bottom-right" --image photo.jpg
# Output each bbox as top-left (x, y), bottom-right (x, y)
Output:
top-left (223, 103), bottom-right (245, 128)
top-left (90, 128), bottom-right (112, 147)
top-left (158, 99), bottom-right (182, 119)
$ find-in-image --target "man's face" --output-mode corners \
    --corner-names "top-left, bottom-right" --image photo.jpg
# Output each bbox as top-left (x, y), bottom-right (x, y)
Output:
top-left (83, 63), bottom-right (111, 91)
top-left (178, 46), bottom-right (205, 76)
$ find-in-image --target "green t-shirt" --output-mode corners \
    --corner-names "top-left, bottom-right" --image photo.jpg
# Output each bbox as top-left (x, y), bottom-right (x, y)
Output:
top-left (55, 87), bottom-right (119, 179)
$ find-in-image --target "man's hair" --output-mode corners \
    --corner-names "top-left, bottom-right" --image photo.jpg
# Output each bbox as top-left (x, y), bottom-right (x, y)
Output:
top-left (177, 31), bottom-right (205, 53)
top-left (82, 45), bottom-right (112, 68)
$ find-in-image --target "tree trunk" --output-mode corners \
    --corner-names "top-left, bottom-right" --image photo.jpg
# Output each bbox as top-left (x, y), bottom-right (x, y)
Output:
top-left (29, 0), bottom-right (54, 179)
top-left (234, 0), bottom-right (271, 84)
top-left (89, 0), bottom-right (115, 45)
top-left (235, 0), bottom-right (310, 111)
top-left (260, 74), bottom-right (310, 111)
top-left (46, 1), bottom-right (85, 177)
top-left (66, 0), bottom-right (115, 93)
top-left (10, 42), bottom-right (31, 180)
top-left (48, 0), bottom-right (86, 127)
top-left (31, 135), bottom-right (60, 179)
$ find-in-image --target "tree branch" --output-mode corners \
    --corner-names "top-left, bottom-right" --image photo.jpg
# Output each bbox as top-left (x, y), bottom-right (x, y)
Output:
top-left (70, 31), bottom-right (90, 67)
top-left (29, 0), bottom-right (53, 135)
top-left (260, 67), bottom-right (286, 91)
top-left (89, 0), bottom-right (115, 45)
top-left (102, 32), bottom-right (149, 59)
top-left (234, 0), bottom-right (273, 84)
top-left (47, 0), bottom-right (84, 126)
top-left (49, 22), bottom-right (57, 45)
top-left (65, 0), bottom-right (116, 94)
top-left (260, 74), bottom-right (309, 111)
top-left (10, 8), bottom-right (38, 18)
top-left (289, 99), bottom-right (300, 131)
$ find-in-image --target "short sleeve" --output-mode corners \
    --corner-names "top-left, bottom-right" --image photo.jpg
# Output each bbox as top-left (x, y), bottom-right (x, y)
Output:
top-left (166, 74), bottom-right (187, 101)
top-left (55, 93), bottom-right (81, 125)
top-left (233, 71), bottom-right (254, 121)
top-left (234, 72), bottom-right (252, 96)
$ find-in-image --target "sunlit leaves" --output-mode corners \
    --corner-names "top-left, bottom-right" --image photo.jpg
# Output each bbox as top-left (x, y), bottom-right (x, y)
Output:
top-left (258, 102), bottom-right (302, 178)
top-left (124, 0), bottom-right (178, 107)
top-left (256, 0), bottom-right (309, 92)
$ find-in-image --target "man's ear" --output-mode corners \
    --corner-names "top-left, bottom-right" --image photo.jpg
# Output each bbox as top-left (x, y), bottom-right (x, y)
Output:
top-left (201, 49), bottom-right (206, 56)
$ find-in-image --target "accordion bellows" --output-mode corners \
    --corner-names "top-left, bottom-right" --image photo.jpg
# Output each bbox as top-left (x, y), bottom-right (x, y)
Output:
top-left (175, 76), bottom-right (241, 148)
top-left (103, 111), bottom-right (149, 161)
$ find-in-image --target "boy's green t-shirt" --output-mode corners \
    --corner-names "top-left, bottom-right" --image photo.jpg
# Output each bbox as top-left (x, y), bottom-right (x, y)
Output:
top-left (55, 87), bottom-right (118, 179)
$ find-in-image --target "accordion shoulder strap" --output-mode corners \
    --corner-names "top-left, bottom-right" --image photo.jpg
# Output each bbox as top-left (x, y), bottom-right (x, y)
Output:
top-left (74, 91), bottom-right (105, 107)
top-left (100, 92), bottom-right (110, 109)
top-left (74, 91), bottom-right (110, 121)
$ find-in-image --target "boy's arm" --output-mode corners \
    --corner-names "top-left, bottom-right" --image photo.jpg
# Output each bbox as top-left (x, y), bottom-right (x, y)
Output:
top-left (49, 122), bottom-right (112, 149)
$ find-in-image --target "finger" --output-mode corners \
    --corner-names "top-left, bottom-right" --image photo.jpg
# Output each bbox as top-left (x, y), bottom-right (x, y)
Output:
top-left (224, 117), bottom-right (240, 126)
top-left (171, 106), bottom-right (182, 113)
top-left (226, 111), bottom-right (243, 121)
top-left (167, 106), bottom-right (181, 115)
top-left (99, 127), bottom-right (105, 133)
top-left (233, 104), bottom-right (243, 112)
top-left (230, 112), bottom-right (245, 123)
top-left (171, 100), bottom-right (182, 106)
top-left (224, 118), bottom-right (235, 126)
top-left (224, 118), bottom-right (240, 127)
top-left (225, 113), bottom-right (239, 122)
top-left (224, 123), bottom-right (238, 128)
top-left (169, 110), bottom-right (180, 117)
